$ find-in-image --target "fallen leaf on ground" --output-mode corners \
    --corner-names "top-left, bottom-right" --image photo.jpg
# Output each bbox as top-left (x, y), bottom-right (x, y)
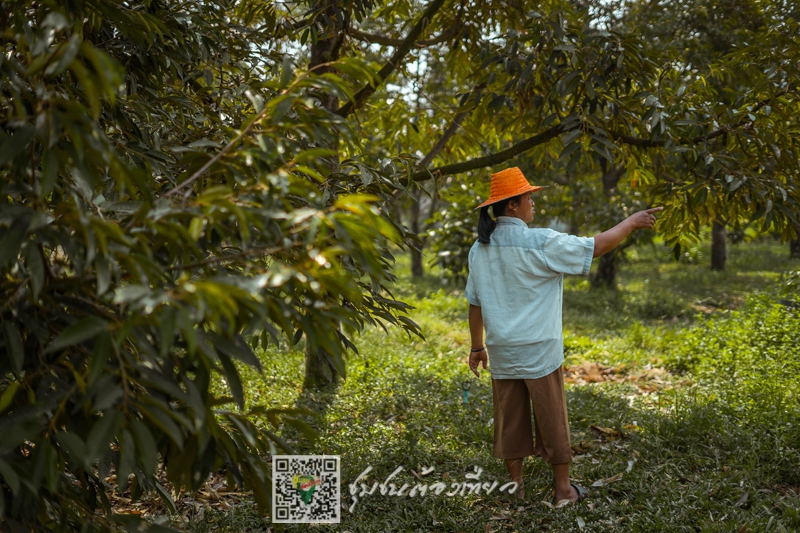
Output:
top-left (555, 499), bottom-right (571, 508)
top-left (592, 473), bottom-right (623, 487)
top-left (571, 441), bottom-right (598, 454)
top-left (735, 490), bottom-right (750, 508)
top-left (626, 460), bottom-right (634, 472)
top-left (577, 516), bottom-right (586, 529)
top-left (491, 514), bottom-right (513, 521)
top-left (590, 425), bottom-right (624, 439)
top-left (564, 362), bottom-right (620, 384)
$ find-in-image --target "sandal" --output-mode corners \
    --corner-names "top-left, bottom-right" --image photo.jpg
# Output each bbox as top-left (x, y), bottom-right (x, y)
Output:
top-left (571, 483), bottom-right (588, 502)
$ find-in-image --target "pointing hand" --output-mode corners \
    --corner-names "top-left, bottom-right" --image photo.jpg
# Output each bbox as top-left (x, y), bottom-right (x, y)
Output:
top-left (628, 207), bottom-right (663, 230)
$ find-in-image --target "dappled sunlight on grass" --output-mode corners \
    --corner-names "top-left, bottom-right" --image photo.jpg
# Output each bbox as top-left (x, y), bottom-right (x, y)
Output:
top-left (200, 238), bottom-right (800, 532)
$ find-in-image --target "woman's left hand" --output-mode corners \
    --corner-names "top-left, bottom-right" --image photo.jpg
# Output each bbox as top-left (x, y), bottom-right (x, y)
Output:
top-left (469, 348), bottom-right (488, 377)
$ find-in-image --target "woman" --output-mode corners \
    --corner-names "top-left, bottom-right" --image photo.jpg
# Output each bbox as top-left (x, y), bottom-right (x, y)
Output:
top-left (465, 167), bottom-right (661, 503)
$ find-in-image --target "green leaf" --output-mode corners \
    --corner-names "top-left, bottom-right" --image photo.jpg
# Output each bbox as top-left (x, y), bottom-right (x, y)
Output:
top-left (45, 316), bottom-right (109, 353)
top-left (26, 244), bottom-right (45, 299)
top-left (1, 321), bottom-right (24, 373)
top-left (112, 514), bottom-right (181, 533)
top-left (0, 458), bottom-right (20, 494)
top-left (279, 56), bottom-right (293, 89)
top-left (0, 126), bottom-right (35, 166)
top-left (86, 409), bottom-right (123, 463)
top-left (41, 149), bottom-right (59, 196)
top-left (139, 401), bottom-right (185, 450)
top-left (0, 381), bottom-right (19, 413)
top-left (113, 285), bottom-right (150, 304)
top-left (45, 35), bottom-right (81, 76)
top-left (56, 431), bottom-right (89, 470)
top-left (96, 255), bottom-right (110, 296)
top-left (283, 417), bottom-right (318, 442)
top-left (561, 129), bottom-right (583, 146)
top-left (559, 140), bottom-right (582, 161)
top-left (117, 429), bottom-right (135, 491)
top-left (0, 219), bottom-right (28, 268)
top-left (264, 430), bottom-right (295, 454)
top-left (130, 419), bottom-right (158, 477)
top-left (217, 353), bottom-right (245, 410)
top-left (87, 332), bottom-right (112, 387)
top-left (154, 482), bottom-right (177, 514)
top-left (215, 334), bottom-right (262, 371)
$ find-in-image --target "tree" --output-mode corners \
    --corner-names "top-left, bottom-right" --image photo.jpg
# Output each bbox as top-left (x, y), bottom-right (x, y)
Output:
top-left (402, 1), bottom-right (800, 284)
top-left (2, 0), bottom-right (799, 530)
top-left (610, 0), bottom-right (794, 272)
top-left (0, 0), bottom-right (420, 529)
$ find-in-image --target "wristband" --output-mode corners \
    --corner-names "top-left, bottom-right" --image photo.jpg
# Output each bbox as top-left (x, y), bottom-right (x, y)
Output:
top-left (470, 347), bottom-right (485, 352)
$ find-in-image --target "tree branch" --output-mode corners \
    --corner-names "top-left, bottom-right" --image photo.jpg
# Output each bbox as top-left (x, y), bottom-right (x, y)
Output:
top-left (406, 123), bottom-right (572, 184)
top-left (418, 84), bottom-right (485, 168)
top-left (166, 243), bottom-right (301, 271)
top-left (164, 107), bottom-right (268, 198)
top-left (337, 0), bottom-right (447, 118)
top-left (602, 164), bottom-right (626, 192)
top-left (349, 22), bottom-right (461, 48)
top-left (611, 87), bottom-right (791, 148)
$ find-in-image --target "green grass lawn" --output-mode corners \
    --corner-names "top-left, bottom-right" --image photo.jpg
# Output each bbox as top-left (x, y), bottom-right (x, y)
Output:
top-left (193, 237), bottom-right (800, 533)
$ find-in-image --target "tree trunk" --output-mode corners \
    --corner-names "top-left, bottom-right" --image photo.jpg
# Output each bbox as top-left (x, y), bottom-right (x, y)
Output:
top-left (791, 237), bottom-right (800, 258)
top-left (589, 163), bottom-right (625, 289)
top-left (303, 342), bottom-right (340, 390)
top-left (304, 5), bottom-right (347, 390)
top-left (711, 220), bottom-right (727, 271)
top-left (410, 189), bottom-right (423, 278)
top-left (590, 249), bottom-right (617, 289)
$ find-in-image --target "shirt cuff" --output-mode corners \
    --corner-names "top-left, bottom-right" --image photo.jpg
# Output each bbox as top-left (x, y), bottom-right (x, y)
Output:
top-left (582, 238), bottom-right (595, 276)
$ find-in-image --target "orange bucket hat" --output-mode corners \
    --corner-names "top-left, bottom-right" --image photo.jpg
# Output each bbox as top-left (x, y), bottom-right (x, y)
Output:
top-left (476, 167), bottom-right (545, 209)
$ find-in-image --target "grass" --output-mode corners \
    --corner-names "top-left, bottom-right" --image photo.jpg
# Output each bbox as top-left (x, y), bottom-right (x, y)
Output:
top-left (192, 236), bottom-right (800, 533)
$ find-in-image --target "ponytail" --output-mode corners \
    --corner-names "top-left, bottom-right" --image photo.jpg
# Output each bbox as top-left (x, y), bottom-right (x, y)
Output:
top-left (477, 206), bottom-right (496, 244)
top-left (477, 195), bottom-right (521, 244)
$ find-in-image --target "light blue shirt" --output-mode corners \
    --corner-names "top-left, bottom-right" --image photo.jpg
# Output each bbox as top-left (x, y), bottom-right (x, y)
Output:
top-left (465, 216), bottom-right (595, 379)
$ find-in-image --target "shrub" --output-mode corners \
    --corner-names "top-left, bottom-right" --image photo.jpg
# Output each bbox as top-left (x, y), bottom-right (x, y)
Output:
top-left (665, 296), bottom-right (800, 482)
top-left (0, 2), bottom-right (418, 530)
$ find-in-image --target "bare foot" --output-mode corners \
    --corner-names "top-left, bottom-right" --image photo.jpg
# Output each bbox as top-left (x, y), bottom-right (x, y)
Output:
top-left (553, 484), bottom-right (579, 503)
top-left (511, 478), bottom-right (525, 499)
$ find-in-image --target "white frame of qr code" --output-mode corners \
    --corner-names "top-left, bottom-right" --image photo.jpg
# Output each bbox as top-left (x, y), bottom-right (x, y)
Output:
top-left (272, 455), bottom-right (341, 524)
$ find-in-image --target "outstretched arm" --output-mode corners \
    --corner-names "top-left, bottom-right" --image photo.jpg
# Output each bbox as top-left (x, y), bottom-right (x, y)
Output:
top-left (593, 207), bottom-right (663, 258)
top-left (468, 304), bottom-right (488, 377)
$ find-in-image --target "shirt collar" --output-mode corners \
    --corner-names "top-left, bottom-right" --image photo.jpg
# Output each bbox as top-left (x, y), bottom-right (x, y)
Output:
top-left (496, 216), bottom-right (528, 227)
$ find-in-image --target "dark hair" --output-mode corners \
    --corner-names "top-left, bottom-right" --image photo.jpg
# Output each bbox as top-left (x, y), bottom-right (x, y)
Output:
top-left (477, 195), bottom-right (520, 244)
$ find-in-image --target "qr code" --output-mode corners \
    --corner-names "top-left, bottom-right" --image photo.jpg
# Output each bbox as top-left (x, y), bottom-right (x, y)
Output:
top-left (272, 455), bottom-right (340, 523)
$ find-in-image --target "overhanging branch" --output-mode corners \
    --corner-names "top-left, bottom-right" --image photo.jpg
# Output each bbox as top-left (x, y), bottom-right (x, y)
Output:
top-left (349, 22), bottom-right (461, 48)
top-left (406, 123), bottom-right (572, 184)
top-left (418, 83), bottom-right (485, 168)
top-left (337, 0), bottom-right (447, 118)
top-left (611, 87), bottom-right (791, 148)
top-left (401, 88), bottom-right (792, 184)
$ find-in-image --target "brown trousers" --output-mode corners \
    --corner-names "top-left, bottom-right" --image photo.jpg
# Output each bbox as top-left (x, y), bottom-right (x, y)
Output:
top-left (491, 367), bottom-right (572, 464)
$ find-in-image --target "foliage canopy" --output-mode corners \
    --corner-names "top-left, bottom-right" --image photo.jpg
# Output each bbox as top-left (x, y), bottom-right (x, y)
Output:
top-left (1, 0), bottom-right (799, 530)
